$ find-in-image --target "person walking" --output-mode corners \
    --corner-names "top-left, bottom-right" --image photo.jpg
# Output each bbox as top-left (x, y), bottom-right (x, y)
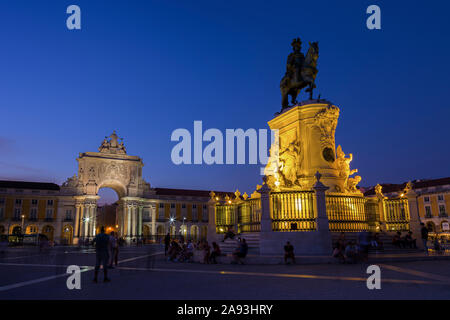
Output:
top-left (164, 233), bottom-right (171, 256)
top-left (284, 241), bottom-right (296, 264)
top-left (420, 223), bottom-right (429, 254)
top-left (93, 226), bottom-right (111, 283)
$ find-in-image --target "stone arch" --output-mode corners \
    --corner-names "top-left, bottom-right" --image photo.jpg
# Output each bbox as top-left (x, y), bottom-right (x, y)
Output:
top-left (97, 180), bottom-right (127, 199)
top-left (61, 225), bottom-right (73, 245)
top-left (25, 225), bottom-right (38, 234)
top-left (10, 224), bottom-right (21, 235)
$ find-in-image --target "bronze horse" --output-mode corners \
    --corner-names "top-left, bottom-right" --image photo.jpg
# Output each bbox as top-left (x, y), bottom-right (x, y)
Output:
top-left (280, 42), bottom-right (319, 109)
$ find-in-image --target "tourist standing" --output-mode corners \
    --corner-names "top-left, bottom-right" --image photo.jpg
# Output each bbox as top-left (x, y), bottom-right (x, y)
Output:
top-left (164, 233), bottom-right (171, 256)
top-left (284, 241), bottom-right (296, 264)
top-left (93, 226), bottom-right (111, 283)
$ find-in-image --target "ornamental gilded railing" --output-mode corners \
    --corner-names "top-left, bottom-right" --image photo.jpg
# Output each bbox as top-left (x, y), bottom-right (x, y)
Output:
top-left (238, 198), bottom-right (261, 233)
top-left (326, 194), bottom-right (368, 232)
top-left (270, 191), bottom-right (315, 231)
top-left (215, 204), bottom-right (236, 234)
top-left (383, 198), bottom-right (410, 231)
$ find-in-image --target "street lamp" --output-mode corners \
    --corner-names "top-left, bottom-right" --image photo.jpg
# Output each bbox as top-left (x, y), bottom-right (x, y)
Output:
top-left (21, 214), bottom-right (25, 234)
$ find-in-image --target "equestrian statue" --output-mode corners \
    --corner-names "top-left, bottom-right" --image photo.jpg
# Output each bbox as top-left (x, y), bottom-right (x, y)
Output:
top-left (280, 37), bottom-right (319, 109)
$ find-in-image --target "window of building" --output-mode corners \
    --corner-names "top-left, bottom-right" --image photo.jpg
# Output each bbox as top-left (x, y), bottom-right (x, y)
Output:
top-left (0, 207), bottom-right (4, 219)
top-left (182, 204), bottom-right (186, 209)
top-left (170, 203), bottom-right (175, 209)
top-left (192, 209), bottom-right (198, 221)
top-left (65, 210), bottom-right (72, 220)
top-left (14, 208), bottom-right (21, 219)
top-left (425, 206), bottom-right (432, 218)
top-left (15, 199), bottom-right (22, 205)
top-left (424, 196), bottom-right (430, 203)
top-left (47, 199), bottom-right (54, 206)
top-left (31, 199), bottom-right (38, 205)
top-left (203, 205), bottom-right (207, 209)
top-left (438, 194), bottom-right (444, 201)
top-left (439, 205), bottom-right (447, 217)
top-left (159, 203), bottom-right (164, 208)
top-left (46, 209), bottom-right (53, 219)
top-left (193, 204), bottom-right (197, 209)
top-left (30, 208), bottom-right (37, 220)
top-left (0, 198), bottom-right (4, 205)
top-left (28, 226), bottom-right (37, 234)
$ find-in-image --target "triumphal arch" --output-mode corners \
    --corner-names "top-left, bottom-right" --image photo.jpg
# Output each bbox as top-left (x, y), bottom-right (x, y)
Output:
top-left (61, 131), bottom-right (156, 243)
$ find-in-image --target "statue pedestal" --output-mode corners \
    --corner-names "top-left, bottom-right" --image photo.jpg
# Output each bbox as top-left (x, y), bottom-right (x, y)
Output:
top-left (266, 100), bottom-right (347, 192)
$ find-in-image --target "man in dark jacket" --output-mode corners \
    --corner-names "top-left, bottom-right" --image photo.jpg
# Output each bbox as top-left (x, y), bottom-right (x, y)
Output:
top-left (93, 226), bottom-right (110, 283)
top-left (421, 223), bottom-right (429, 253)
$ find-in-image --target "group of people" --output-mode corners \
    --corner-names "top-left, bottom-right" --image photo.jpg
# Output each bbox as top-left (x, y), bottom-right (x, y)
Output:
top-left (392, 231), bottom-right (417, 248)
top-left (332, 231), bottom-right (376, 263)
top-left (164, 233), bottom-right (224, 264)
top-left (92, 227), bottom-right (119, 283)
top-left (164, 233), bottom-right (250, 264)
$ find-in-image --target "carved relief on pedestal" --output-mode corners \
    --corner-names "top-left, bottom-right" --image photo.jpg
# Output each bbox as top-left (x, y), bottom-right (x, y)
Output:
top-left (264, 139), bottom-right (303, 190)
top-left (313, 105), bottom-right (339, 163)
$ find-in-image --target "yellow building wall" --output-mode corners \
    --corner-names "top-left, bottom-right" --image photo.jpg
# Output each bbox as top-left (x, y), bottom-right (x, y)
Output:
top-left (22, 199), bottom-right (30, 219)
top-left (187, 204), bottom-right (192, 220)
top-left (198, 204), bottom-right (203, 221)
top-left (164, 203), bottom-right (170, 219)
top-left (445, 194), bottom-right (450, 215)
top-left (5, 198), bottom-right (14, 218)
top-left (431, 196), bottom-right (439, 217)
top-left (53, 199), bottom-right (58, 219)
top-left (417, 197), bottom-right (425, 218)
top-left (176, 204), bottom-right (181, 220)
top-left (38, 199), bottom-right (46, 219)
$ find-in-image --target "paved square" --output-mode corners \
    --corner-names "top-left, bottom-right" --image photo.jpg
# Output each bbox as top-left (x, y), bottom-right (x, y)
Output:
top-left (1, 245), bottom-right (450, 300)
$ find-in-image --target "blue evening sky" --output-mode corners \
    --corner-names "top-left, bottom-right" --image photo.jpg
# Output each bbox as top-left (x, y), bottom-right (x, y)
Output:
top-left (0, 0), bottom-right (449, 203)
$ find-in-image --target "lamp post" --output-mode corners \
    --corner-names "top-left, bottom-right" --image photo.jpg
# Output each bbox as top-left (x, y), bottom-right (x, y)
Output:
top-left (21, 214), bottom-right (25, 234)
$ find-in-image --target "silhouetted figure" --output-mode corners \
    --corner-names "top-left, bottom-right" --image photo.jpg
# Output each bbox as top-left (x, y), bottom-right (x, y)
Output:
top-left (93, 226), bottom-right (110, 283)
top-left (284, 241), bottom-right (296, 264)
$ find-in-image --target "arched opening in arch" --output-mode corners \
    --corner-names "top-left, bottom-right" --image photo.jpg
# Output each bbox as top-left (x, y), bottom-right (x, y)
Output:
top-left (97, 186), bottom-right (120, 235)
